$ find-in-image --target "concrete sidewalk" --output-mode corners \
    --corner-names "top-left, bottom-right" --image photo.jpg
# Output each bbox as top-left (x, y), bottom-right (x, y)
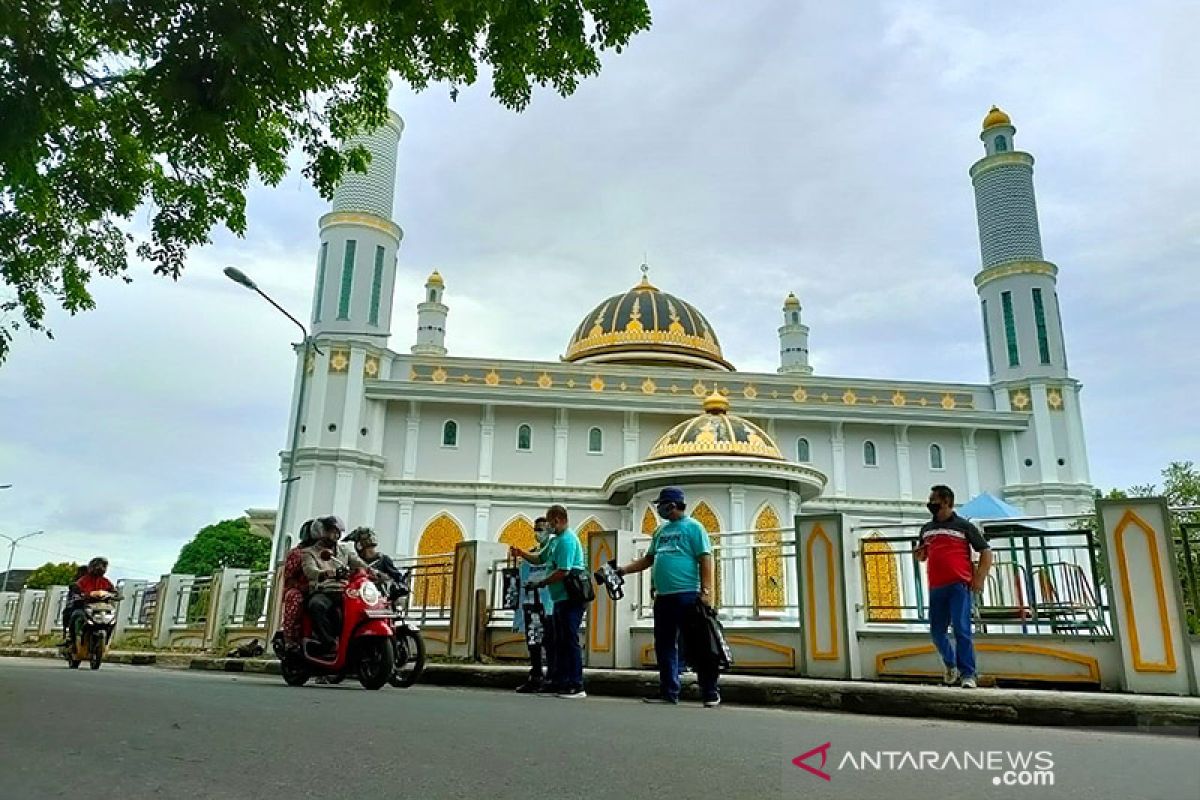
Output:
top-left (4, 646), bottom-right (1198, 731)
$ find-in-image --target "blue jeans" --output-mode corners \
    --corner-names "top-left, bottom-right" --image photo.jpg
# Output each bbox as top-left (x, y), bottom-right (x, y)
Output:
top-left (929, 581), bottom-right (976, 678)
top-left (552, 600), bottom-right (585, 691)
top-left (654, 591), bottom-right (719, 701)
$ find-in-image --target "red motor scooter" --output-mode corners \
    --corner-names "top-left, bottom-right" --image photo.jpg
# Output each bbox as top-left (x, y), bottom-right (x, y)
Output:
top-left (274, 552), bottom-right (395, 690)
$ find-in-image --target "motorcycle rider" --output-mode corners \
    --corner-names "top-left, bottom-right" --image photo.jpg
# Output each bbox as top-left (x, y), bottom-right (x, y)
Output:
top-left (300, 516), bottom-right (372, 655)
top-left (344, 527), bottom-right (405, 586)
top-left (64, 557), bottom-right (116, 649)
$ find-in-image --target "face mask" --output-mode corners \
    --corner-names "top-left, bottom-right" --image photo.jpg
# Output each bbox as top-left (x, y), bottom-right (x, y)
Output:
top-left (656, 503), bottom-right (673, 519)
top-left (927, 502), bottom-right (942, 517)
top-left (534, 528), bottom-right (548, 545)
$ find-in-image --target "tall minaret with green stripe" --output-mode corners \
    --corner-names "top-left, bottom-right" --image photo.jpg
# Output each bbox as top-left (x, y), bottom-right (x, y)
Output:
top-left (971, 106), bottom-right (1091, 512)
top-left (312, 111), bottom-right (404, 344)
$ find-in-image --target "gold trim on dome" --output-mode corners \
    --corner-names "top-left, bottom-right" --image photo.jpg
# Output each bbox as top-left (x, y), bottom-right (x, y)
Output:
top-left (564, 325), bottom-right (726, 362)
top-left (484, 370), bottom-right (500, 386)
top-left (329, 349), bottom-right (350, 373)
top-left (982, 105), bottom-right (1011, 130)
top-left (641, 378), bottom-right (657, 395)
top-left (537, 372), bottom-right (553, 389)
top-left (426, 270), bottom-right (444, 288)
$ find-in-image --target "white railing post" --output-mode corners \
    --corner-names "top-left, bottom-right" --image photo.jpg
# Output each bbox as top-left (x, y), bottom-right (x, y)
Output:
top-left (206, 567), bottom-right (249, 649)
top-left (12, 589), bottom-right (45, 644)
top-left (152, 574), bottom-right (189, 649)
top-left (113, 579), bottom-right (147, 645)
top-left (39, 586), bottom-right (69, 638)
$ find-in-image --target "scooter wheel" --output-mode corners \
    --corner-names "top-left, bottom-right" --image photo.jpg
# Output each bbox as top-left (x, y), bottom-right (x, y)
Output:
top-left (280, 657), bottom-right (309, 687)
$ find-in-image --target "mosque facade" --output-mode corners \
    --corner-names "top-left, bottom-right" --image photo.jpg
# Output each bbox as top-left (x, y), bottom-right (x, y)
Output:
top-left (270, 106), bottom-right (1092, 583)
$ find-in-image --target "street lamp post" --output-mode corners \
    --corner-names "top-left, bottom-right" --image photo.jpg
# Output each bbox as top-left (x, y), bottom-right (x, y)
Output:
top-left (224, 267), bottom-right (321, 565)
top-left (1, 530), bottom-right (45, 593)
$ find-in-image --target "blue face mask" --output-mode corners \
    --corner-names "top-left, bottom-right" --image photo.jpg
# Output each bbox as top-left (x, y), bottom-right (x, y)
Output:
top-left (534, 528), bottom-right (549, 545)
top-left (656, 503), bottom-right (674, 519)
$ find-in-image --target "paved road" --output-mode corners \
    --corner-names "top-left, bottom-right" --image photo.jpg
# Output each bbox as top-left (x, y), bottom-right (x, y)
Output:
top-left (1, 658), bottom-right (1196, 800)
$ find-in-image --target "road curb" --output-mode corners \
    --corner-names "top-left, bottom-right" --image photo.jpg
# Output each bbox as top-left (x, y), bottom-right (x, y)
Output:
top-left (4, 648), bottom-right (1198, 729)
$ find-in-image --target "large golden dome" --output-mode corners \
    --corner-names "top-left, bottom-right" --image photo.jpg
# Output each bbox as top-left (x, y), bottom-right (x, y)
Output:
top-left (563, 274), bottom-right (732, 370)
top-left (647, 391), bottom-right (783, 460)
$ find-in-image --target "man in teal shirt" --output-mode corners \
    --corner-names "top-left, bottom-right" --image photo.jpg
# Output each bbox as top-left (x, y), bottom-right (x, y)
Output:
top-left (617, 487), bottom-right (719, 706)
top-left (510, 504), bottom-right (587, 698)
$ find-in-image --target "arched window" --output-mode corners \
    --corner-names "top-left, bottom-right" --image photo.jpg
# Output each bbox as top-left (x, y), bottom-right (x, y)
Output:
top-left (796, 437), bottom-right (811, 463)
top-left (863, 440), bottom-right (878, 467)
top-left (994, 135), bottom-right (1008, 152)
top-left (588, 427), bottom-right (603, 454)
top-left (428, 289), bottom-right (436, 302)
top-left (790, 311), bottom-right (799, 325)
top-left (930, 443), bottom-right (944, 470)
top-left (516, 424), bottom-right (532, 451)
top-left (441, 420), bottom-right (458, 448)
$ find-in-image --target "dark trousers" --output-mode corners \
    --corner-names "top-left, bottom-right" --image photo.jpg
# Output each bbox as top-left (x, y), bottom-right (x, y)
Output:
top-left (552, 600), bottom-right (585, 691)
top-left (527, 611), bottom-right (556, 683)
top-left (654, 591), bottom-right (719, 701)
top-left (306, 592), bottom-right (341, 647)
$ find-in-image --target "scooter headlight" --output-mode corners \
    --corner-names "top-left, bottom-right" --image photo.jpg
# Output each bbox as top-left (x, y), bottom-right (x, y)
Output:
top-left (361, 582), bottom-right (381, 606)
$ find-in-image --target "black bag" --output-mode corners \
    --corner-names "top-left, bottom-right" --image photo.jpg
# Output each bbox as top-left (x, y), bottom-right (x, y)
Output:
top-left (685, 601), bottom-right (734, 671)
top-left (563, 568), bottom-right (596, 604)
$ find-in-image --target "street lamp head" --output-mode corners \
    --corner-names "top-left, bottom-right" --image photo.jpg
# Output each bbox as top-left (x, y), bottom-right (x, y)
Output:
top-left (224, 266), bottom-right (258, 291)
top-left (0, 484), bottom-right (11, 490)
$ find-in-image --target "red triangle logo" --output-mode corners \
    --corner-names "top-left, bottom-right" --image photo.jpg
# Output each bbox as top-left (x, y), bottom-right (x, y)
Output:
top-left (792, 741), bottom-right (832, 781)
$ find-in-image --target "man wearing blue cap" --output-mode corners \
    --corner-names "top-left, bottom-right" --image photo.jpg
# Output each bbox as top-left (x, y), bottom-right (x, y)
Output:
top-left (615, 487), bottom-right (720, 707)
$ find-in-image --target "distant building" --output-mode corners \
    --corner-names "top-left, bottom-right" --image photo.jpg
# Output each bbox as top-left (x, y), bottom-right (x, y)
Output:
top-left (0, 570), bottom-right (35, 593)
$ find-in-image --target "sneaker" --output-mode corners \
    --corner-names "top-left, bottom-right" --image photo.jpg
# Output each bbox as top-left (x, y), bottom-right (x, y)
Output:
top-left (515, 682), bottom-right (542, 694)
top-left (557, 687), bottom-right (587, 699)
top-left (961, 676), bottom-right (978, 689)
top-left (942, 665), bottom-right (960, 686)
top-left (537, 684), bottom-right (560, 695)
top-left (642, 694), bottom-right (679, 705)
top-left (703, 695), bottom-right (722, 708)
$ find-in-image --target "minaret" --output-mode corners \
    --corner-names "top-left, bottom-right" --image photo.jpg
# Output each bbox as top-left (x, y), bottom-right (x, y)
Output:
top-left (777, 292), bottom-right (812, 375)
top-left (273, 111), bottom-right (404, 561)
top-left (312, 111), bottom-right (405, 344)
top-left (412, 270), bottom-right (448, 355)
top-left (971, 106), bottom-right (1090, 510)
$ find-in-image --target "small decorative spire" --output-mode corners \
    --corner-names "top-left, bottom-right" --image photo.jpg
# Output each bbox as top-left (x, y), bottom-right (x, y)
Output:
top-left (703, 389), bottom-right (730, 415)
top-left (636, 258), bottom-right (656, 291)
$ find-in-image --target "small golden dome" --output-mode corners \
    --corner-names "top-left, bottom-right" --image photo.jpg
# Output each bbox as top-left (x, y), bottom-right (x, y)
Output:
top-left (702, 389), bottom-right (730, 415)
top-left (982, 105), bottom-right (1011, 130)
top-left (426, 270), bottom-right (444, 287)
top-left (783, 292), bottom-right (801, 309)
top-left (647, 393), bottom-right (784, 461)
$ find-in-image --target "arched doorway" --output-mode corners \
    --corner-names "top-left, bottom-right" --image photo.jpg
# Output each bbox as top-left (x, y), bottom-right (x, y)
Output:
top-left (576, 517), bottom-right (604, 559)
top-left (498, 515), bottom-right (536, 552)
top-left (863, 534), bottom-right (901, 621)
top-left (753, 505), bottom-right (785, 611)
top-left (414, 513), bottom-right (464, 608)
top-left (641, 507), bottom-right (658, 535)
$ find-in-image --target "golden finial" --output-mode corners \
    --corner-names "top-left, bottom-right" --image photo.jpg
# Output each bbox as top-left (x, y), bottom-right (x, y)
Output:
top-left (982, 105), bottom-right (1011, 130)
top-left (426, 269), bottom-right (444, 287)
top-left (636, 259), bottom-right (656, 291)
top-left (702, 389), bottom-right (730, 415)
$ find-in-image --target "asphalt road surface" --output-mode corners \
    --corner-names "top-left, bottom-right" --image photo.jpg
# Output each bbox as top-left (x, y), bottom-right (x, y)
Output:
top-left (1, 657), bottom-right (1197, 800)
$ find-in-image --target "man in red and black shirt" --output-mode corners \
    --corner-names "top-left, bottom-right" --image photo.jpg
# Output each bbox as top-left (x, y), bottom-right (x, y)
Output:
top-left (914, 485), bottom-right (993, 688)
top-left (65, 557), bottom-right (117, 647)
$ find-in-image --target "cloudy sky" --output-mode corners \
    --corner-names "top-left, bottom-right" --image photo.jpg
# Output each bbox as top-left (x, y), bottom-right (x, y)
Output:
top-left (1, 2), bottom-right (1196, 580)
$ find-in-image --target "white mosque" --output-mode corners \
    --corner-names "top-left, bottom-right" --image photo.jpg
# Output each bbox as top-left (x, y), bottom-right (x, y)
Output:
top-left (265, 105), bottom-right (1093, 601)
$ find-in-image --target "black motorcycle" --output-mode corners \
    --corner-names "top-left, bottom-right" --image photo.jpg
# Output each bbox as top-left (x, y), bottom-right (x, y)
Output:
top-left (380, 567), bottom-right (426, 688)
